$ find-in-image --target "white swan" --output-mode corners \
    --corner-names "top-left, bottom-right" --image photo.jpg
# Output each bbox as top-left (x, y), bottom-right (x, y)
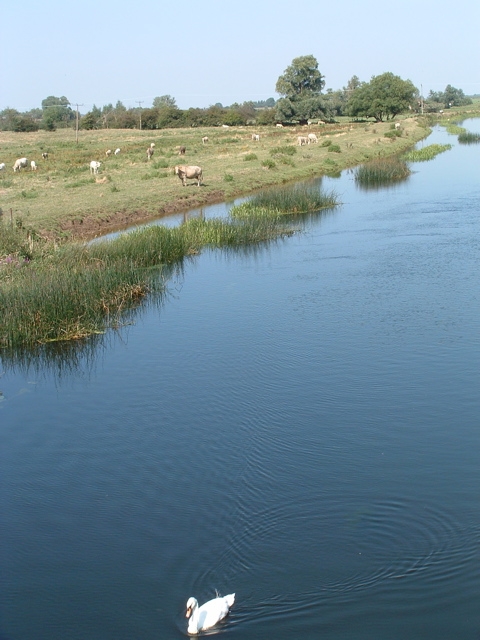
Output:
top-left (186, 593), bottom-right (235, 634)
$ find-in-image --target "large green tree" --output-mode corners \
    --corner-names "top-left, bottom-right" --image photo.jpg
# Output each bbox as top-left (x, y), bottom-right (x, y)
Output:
top-left (275, 55), bottom-right (329, 124)
top-left (428, 85), bottom-right (472, 109)
top-left (41, 95), bottom-right (74, 130)
top-left (346, 72), bottom-right (418, 121)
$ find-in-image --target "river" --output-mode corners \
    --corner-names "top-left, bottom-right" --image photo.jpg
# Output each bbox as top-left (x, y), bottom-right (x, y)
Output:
top-left (2, 120), bottom-right (480, 640)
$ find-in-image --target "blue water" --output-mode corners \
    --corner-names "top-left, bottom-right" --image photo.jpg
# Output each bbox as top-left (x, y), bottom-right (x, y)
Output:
top-left (2, 121), bottom-right (480, 640)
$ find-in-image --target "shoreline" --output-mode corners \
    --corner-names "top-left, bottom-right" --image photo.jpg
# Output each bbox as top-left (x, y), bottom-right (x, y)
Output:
top-left (3, 110), bottom-right (478, 242)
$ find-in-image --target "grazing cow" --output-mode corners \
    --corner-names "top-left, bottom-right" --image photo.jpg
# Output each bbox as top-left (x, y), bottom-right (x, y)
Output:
top-left (252, 134), bottom-right (260, 141)
top-left (106, 149), bottom-right (112, 157)
top-left (31, 160), bottom-right (37, 171)
top-left (0, 162), bottom-right (5, 172)
top-left (13, 157), bottom-right (28, 172)
top-left (202, 136), bottom-right (208, 144)
top-left (174, 165), bottom-right (203, 187)
top-left (90, 160), bottom-right (101, 174)
top-left (276, 123), bottom-right (283, 128)
top-left (114, 148), bottom-right (121, 155)
top-left (42, 152), bottom-right (48, 160)
top-left (395, 122), bottom-right (401, 130)
top-left (179, 146), bottom-right (186, 155)
top-left (147, 147), bottom-right (154, 160)
top-left (307, 133), bottom-right (318, 144)
top-left (297, 136), bottom-right (308, 146)
top-left (222, 124), bottom-right (229, 128)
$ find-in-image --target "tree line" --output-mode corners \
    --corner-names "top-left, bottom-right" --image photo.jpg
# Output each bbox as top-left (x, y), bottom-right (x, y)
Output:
top-left (0, 56), bottom-right (473, 132)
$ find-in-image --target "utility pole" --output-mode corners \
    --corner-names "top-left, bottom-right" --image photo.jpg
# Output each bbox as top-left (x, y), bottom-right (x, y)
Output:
top-left (136, 101), bottom-right (144, 130)
top-left (70, 103), bottom-right (84, 143)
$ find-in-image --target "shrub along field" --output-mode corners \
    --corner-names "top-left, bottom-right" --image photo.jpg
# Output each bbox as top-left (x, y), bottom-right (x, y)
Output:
top-left (0, 117), bottom-right (431, 239)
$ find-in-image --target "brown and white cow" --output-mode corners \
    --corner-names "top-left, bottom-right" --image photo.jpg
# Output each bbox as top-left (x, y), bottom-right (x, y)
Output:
top-left (174, 165), bottom-right (203, 187)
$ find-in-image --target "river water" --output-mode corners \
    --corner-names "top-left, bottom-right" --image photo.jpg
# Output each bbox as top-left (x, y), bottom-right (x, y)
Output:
top-left (2, 121), bottom-right (480, 640)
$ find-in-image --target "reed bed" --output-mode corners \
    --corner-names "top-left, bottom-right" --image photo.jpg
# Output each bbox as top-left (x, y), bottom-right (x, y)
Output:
top-left (402, 144), bottom-right (452, 162)
top-left (230, 184), bottom-right (339, 219)
top-left (443, 123), bottom-right (466, 135)
top-left (0, 217), bottom-right (291, 348)
top-left (354, 157), bottom-right (411, 187)
top-left (457, 132), bottom-right (480, 144)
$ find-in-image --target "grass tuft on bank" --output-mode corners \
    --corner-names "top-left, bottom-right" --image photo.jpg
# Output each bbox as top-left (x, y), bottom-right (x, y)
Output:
top-left (230, 184), bottom-right (339, 219)
top-left (402, 143), bottom-right (452, 162)
top-left (354, 157), bottom-right (411, 187)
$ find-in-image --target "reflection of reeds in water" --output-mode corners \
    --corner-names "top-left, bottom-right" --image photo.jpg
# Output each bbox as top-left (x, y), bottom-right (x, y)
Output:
top-left (403, 144), bottom-right (452, 162)
top-left (230, 184), bottom-right (339, 219)
top-left (0, 218), bottom-right (290, 349)
top-left (458, 132), bottom-right (480, 144)
top-left (354, 157), bottom-right (411, 190)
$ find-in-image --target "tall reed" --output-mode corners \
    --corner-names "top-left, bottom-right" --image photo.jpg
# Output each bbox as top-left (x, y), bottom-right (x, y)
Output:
top-left (0, 216), bottom-right (291, 348)
top-left (457, 132), bottom-right (480, 144)
top-left (230, 184), bottom-right (338, 219)
top-left (354, 157), bottom-right (411, 187)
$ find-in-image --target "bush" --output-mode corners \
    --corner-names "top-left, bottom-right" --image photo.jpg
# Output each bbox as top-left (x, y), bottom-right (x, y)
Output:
top-left (244, 153), bottom-right (257, 161)
top-left (327, 144), bottom-right (341, 153)
top-left (270, 145), bottom-right (296, 156)
top-left (384, 129), bottom-right (401, 138)
top-left (321, 139), bottom-right (332, 147)
top-left (262, 159), bottom-right (276, 169)
top-left (224, 174), bottom-right (234, 182)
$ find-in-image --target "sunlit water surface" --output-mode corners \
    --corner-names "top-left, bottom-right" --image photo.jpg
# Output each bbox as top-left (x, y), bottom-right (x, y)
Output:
top-left (2, 122), bottom-right (480, 640)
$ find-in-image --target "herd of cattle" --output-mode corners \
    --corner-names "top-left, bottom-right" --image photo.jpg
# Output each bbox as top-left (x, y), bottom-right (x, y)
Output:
top-left (1, 130), bottom-right (329, 187)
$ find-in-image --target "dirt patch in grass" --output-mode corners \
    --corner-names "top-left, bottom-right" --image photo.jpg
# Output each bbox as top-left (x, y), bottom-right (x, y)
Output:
top-left (59, 189), bottom-right (227, 239)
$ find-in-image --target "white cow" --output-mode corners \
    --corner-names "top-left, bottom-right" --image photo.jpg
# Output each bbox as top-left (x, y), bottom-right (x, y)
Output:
top-left (297, 136), bottom-right (308, 146)
top-left (307, 133), bottom-right (318, 144)
top-left (395, 122), bottom-right (401, 130)
top-left (252, 134), bottom-right (260, 141)
top-left (174, 165), bottom-right (203, 187)
top-left (0, 163), bottom-right (6, 172)
top-left (90, 160), bottom-right (101, 174)
top-left (202, 136), bottom-right (209, 144)
top-left (276, 123), bottom-right (283, 128)
top-left (114, 148), bottom-right (121, 155)
top-left (106, 149), bottom-right (112, 157)
top-left (31, 160), bottom-right (37, 171)
top-left (13, 157), bottom-right (28, 172)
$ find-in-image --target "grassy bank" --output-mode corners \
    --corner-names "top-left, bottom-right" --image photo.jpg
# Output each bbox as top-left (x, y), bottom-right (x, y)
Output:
top-left (0, 217), bottom-right (293, 348)
top-left (0, 116), bottom-right (432, 239)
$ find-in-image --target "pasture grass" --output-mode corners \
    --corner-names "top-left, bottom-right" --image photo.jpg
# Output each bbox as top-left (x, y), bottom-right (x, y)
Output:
top-left (402, 144), bottom-right (452, 162)
top-left (0, 117), bottom-right (431, 239)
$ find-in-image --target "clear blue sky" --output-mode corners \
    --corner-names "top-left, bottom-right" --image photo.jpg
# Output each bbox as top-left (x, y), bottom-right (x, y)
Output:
top-left (2, 0), bottom-right (479, 113)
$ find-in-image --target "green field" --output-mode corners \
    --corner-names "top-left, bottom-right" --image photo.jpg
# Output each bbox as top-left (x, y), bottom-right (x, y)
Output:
top-left (1, 117), bottom-right (432, 239)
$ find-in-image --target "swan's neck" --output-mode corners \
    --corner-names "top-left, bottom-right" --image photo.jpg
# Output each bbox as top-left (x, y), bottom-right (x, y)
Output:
top-left (189, 603), bottom-right (200, 632)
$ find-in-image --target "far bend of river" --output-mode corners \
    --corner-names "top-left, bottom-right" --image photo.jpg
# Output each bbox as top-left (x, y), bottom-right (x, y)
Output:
top-left (2, 121), bottom-right (480, 640)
